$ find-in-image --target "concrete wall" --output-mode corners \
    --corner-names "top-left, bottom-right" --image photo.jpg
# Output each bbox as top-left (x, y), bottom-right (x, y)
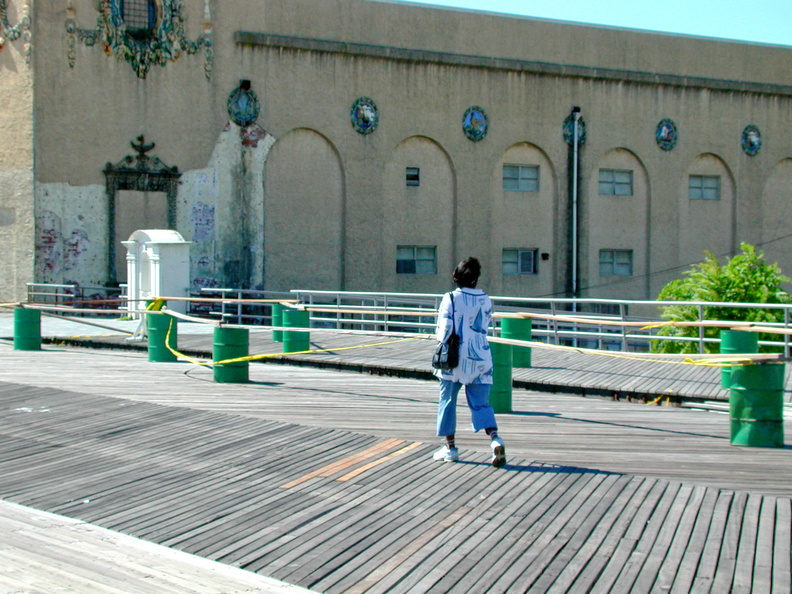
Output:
top-left (0, 0), bottom-right (33, 303)
top-left (10, 0), bottom-right (792, 301)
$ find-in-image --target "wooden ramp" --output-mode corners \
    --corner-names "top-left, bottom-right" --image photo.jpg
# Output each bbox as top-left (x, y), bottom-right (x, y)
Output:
top-left (0, 343), bottom-right (790, 592)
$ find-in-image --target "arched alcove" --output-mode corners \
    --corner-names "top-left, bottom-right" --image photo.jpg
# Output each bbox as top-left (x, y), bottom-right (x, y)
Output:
top-left (382, 135), bottom-right (455, 292)
top-left (679, 153), bottom-right (735, 263)
top-left (264, 128), bottom-right (345, 291)
top-left (761, 158), bottom-right (792, 270)
top-left (492, 142), bottom-right (557, 297)
top-left (585, 147), bottom-right (650, 299)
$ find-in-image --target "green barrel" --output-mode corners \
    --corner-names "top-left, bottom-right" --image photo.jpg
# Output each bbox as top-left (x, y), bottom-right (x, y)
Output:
top-left (213, 327), bottom-right (250, 383)
top-left (146, 313), bottom-right (178, 362)
top-left (283, 309), bottom-right (311, 354)
top-left (489, 341), bottom-right (513, 414)
top-left (729, 362), bottom-right (785, 448)
top-left (720, 330), bottom-right (758, 388)
top-left (14, 308), bottom-right (41, 351)
top-left (501, 317), bottom-right (532, 368)
top-left (272, 303), bottom-right (284, 342)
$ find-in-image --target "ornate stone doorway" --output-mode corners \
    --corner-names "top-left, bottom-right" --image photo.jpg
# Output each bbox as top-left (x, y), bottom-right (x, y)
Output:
top-left (103, 136), bottom-right (181, 284)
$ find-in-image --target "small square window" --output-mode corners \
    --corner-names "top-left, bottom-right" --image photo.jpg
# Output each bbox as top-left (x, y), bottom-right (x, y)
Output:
top-left (689, 175), bottom-right (720, 200)
top-left (502, 248), bottom-right (538, 275)
top-left (599, 169), bottom-right (633, 196)
top-left (503, 164), bottom-right (539, 192)
top-left (599, 249), bottom-right (633, 276)
top-left (397, 246), bottom-right (437, 274)
top-left (406, 167), bottom-right (420, 187)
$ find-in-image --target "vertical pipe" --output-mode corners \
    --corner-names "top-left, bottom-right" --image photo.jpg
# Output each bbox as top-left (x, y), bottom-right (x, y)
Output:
top-left (571, 108), bottom-right (581, 305)
top-left (571, 107), bottom-right (581, 347)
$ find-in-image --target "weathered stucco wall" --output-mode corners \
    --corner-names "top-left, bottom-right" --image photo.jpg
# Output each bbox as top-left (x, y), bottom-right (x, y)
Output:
top-left (13, 0), bottom-right (792, 301)
top-left (0, 0), bottom-right (33, 303)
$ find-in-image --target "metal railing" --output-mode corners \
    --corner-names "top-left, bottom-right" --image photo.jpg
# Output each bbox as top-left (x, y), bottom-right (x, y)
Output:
top-left (25, 283), bottom-right (124, 316)
top-left (21, 284), bottom-right (792, 355)
top-left (189, 288), bottom-right (295, 325)
top-left (290, 290), bottom-right (792, 356)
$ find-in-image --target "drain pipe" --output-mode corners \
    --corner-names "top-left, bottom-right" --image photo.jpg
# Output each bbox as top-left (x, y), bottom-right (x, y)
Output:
top-left (570, 106), bottom-right (581, 309)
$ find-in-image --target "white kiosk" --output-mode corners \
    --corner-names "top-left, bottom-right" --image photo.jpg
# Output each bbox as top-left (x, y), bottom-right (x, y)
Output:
top-left (122, 229), bottom-right (191, 317)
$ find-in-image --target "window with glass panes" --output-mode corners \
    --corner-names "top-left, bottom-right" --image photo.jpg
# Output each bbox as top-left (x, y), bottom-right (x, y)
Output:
top-left (396, 246), bottom-right (437, 274)
top-left (598, 169), bottom-right (633, 196)
top-left (599, 249), bottom-right (633, 276)
top-left (502, 248), bottom-right (538, 275)
top-left (406, 167), bottom-right (420, 187)
top-left (121, 0), bottom-right (157, 38)
top-left (689, 175), bottom-right (720, 200)
top-left (503, 164), bottom-right (539, 192)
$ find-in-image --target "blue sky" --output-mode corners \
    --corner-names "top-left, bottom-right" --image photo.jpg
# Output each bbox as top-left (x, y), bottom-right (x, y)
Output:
top-left (401, 0), bottom-right (792, 47)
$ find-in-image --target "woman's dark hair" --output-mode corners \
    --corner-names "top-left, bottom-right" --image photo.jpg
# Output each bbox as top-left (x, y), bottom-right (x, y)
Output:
top-left (452, 257), bottom-right (481, 288)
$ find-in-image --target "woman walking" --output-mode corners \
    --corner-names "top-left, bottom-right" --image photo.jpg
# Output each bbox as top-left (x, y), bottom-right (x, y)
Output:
top-left (432, 257), bottom-right (506, 468)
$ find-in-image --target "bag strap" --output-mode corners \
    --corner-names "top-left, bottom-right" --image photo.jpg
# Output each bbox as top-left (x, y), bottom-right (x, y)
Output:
top-left (449, 292), bottom-right (456, 335)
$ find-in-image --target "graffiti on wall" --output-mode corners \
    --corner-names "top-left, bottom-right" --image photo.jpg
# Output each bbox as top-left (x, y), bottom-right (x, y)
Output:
top-left (35, 211), bottom-right (61, 278)
top-left (64, 229), bottom-right (90, 271)
top-left (36, 210), bottom-right (93, 280)
top-left (191, 201), bottom-right (216, 243)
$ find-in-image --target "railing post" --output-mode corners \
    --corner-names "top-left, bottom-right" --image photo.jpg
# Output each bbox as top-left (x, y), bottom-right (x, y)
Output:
top-left (698, 304), bottom-right (705, 353)
top-left (620, 303), bottom-right (628, 351)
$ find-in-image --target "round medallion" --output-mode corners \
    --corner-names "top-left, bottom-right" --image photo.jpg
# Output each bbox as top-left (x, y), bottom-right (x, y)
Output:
top-left (350, 97), bottom-right (379, 135)
top-left (462, 106), bottom-right (489, 142)
top-left (656, 118), bottom-right (678, 151)
top-left (563, 113), bottom-right (587, 145)
top-left (227, 85), bottom-right (260, 127)
top-left (741, 125), bottom-right (762, 156)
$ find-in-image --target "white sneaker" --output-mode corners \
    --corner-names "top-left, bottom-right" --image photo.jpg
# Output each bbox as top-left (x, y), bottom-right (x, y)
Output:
top-left (490, 437), bottom-right (506, 468)
top-left (432, 446), bottom-right (459, 462)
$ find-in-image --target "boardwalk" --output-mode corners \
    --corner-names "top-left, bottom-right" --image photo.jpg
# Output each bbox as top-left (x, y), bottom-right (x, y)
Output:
top-left (36, 316), bottom-right (792, 404)
top-left (0, 313), bottom-right (791, 592)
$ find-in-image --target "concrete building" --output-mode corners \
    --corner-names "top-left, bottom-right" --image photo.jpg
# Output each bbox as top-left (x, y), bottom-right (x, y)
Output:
top-left (1, 0), bottom-right (791, 304)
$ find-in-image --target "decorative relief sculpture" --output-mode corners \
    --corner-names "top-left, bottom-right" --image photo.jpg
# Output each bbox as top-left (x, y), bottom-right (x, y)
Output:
top-left (463, 106), bottom-right (488, 142)
top-left (741, 125), bottom-right (762, 156)
top-left (656, 118), bottom-right (678, 151)
top-left (228, 80), bottom-right (260, 127)
top-left (65, 0), bottom-right (213, 79)
top-left (0, 0), bottom-right (31, 59)
top-left (563, 112), bottom-right (586, 146)
top-left (350, 97), bottom-right (379, 135)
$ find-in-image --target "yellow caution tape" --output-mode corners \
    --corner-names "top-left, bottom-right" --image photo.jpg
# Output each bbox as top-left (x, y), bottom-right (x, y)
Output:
top-left (160, 317), bottom-right (422, 367)
top-left (146, 299), bottom-right (166, 311)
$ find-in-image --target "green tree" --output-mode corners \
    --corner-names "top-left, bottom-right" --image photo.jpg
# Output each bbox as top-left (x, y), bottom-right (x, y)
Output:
top-left (652, 243), bottom-right (791, 353)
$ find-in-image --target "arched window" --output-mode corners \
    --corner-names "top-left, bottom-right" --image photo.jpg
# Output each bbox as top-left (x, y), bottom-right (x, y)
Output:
top-left (120, 0), bottom-right (157, 39)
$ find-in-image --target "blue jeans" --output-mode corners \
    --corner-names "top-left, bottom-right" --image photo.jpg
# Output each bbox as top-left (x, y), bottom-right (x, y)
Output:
top-left (436, 379), bottom-right (497, 437)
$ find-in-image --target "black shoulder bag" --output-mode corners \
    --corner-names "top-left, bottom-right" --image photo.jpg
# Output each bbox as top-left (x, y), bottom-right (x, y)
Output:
top-left (432, 292), bottom-right (460, 370)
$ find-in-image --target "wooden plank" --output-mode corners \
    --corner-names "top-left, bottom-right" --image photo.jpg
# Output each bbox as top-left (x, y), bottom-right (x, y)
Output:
top-left (589, 480), bottom-right (672, 591)
top-left (330, 464), bottom-right (549, 594)
top-left (752, 495), bottom-right (778, 594)
top-left (285, 452), bottom-right (521, 588)
top-left (510, 473), bottom-right (632, 592)
top-left (773, 498), bottom-right (792, 594)
top-left (668, 488), bottom-right (720, 593)
top-left (711, 491), bottom-right (749, 592)
top-left (474, 472), bottom-right (607, 594)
